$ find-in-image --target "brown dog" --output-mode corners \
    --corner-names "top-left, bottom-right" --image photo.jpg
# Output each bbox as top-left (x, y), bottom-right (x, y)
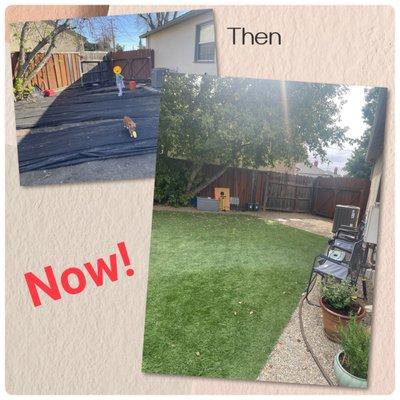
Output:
top-left (122, 116), bottom-right (137, 138)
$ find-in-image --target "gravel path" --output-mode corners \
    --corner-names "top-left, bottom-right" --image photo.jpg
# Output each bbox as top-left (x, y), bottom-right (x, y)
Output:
top-left (258, 278), bottom-right (373, 386)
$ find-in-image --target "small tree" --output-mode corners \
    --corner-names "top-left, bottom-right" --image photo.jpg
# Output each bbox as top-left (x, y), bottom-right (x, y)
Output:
top-left (344, 88), bottom-right (380, 179)
top-left (12, 20), bottom-right (71, 99)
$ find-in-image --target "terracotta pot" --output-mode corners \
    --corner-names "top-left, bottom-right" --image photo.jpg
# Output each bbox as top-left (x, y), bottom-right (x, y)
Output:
top-left (320, 298), bottom-right (366, 342)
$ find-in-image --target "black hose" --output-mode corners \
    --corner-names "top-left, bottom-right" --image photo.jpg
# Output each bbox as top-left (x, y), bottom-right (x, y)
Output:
top-left (299, 293), bottom-right (336, 386)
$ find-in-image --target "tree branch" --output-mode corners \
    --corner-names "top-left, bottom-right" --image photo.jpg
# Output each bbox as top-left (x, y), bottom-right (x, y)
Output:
top-left (16, 22), bottom-right (29, 77)
top-left (18, 19), bottom-right (70, 79)
top-left (21, 34), bottom-right (57, 90)
top-left (187, 165), bottom-right (229, 197)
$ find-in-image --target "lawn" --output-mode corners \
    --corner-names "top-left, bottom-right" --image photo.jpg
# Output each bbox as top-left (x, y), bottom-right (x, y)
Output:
top-left (142, 210), bottom-right (327, 380)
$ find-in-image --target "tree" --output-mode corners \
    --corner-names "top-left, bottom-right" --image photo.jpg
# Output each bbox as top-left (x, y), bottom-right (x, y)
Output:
top-left (344, 88), bottom-right (380, 179)
top-left (137, 12), bottom-right (179, 30)
top-left (157, 74), bottom-right (349, 198)
top-left (115, 43), bottom-right (124, 52)
top-left (13, 20), bottom-right (71, 98)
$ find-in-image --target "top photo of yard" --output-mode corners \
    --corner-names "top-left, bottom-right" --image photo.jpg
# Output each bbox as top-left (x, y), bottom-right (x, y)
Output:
top-left (9, 9), bottom-right (216, 186)
top-left (142, 73), bottom-right (387, 387)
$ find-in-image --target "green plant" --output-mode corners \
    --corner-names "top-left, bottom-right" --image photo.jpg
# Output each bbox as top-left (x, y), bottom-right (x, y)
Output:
top-left (339, 318), bottom-right (370, 379)
top-left (13, 77), bottom-right (33, 101)
top-left (154, 157), bottom-right (190, 206)
top-left (320, 277), bottom-right (356, 311)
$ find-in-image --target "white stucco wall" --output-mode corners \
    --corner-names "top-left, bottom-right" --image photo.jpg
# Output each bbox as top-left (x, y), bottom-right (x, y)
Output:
top-left (146, 12), bottom-right (217, 75)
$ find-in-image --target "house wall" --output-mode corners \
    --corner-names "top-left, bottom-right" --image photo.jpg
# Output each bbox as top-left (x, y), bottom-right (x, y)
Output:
top-left (10, 21), bottom-right (84, 53)
top-left (146, 12), bottom-right (217, 75)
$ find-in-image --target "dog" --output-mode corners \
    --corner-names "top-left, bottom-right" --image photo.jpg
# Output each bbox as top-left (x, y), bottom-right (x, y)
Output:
top-left (122, 116), bottom-right (137, 138)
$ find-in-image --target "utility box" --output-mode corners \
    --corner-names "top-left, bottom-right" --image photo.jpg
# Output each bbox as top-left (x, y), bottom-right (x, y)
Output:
top-left (364, 203), bottom-right (380, 245)
top-left (214, 187), bottom-right (230, 211)
top-left (332, 205), bottom-right (360, 233)
top-left (151, 68), bottom-right (168, 89)
top-left (197, 197), bottom-right (219, 212)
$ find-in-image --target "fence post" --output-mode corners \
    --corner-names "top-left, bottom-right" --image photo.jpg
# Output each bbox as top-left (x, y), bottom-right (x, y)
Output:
top-left (262, 173), bottom-right (269, 211)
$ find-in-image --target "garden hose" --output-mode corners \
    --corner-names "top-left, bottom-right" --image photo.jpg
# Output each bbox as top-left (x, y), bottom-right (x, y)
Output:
top-left (299, 293), bottom-right (336, 386)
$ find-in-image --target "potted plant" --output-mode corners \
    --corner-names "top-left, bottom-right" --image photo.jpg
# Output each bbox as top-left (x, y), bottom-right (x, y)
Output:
top-left (334, 318), bottom-right (370, 388)
top-left (320, 277), bottom-right (366, 342)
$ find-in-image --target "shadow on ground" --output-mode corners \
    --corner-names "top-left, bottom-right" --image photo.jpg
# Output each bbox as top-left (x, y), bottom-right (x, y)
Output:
top-left (14, 84), bottom-right (160, 186)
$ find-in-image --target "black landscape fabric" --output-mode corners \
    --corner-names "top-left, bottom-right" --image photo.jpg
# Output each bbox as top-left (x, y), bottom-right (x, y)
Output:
top-left (15, 86), bottom-right (160, 173)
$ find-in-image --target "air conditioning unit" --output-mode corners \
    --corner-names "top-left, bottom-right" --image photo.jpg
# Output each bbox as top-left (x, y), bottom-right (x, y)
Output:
top-left (332, 205), bottom-right (360, 233)
top-left (364, 203), bottom-right (380, 245)
top-left (151, 68), bottom-right (168, 89)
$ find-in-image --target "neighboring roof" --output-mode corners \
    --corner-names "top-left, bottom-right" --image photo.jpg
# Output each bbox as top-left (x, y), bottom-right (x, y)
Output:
top-left (366, 87), bottom-right (388, 163)
top-left (294, 162), bottom-right (333, 177)
top-left (140, 9), bottom-right (213, 38)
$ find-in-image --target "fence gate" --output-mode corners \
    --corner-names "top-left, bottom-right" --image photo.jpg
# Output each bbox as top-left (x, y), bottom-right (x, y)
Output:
top-left (312, 176), bottom-right (370, 219)
top-left (109, 49), bottom-right (154, 82)
top-left (80, 51), bottom-right (111, 86)
top-left (262, 172), bottom-right (314, 212)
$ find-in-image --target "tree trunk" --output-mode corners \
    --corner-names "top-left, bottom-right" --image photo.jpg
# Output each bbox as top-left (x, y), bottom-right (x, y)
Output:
top-left (16, 22), bottom-right (29, 77)
top-left (21, 38), bottom-right (56, 90)
top-left (186, 163), bottom-right (203, 193)
top-left (17, 20), bottom-right (70, 80)
top-left (187, 165), bottom-right (229, 198)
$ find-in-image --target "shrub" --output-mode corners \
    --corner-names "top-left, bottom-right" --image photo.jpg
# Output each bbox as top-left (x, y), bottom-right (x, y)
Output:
top-left (320, 277), bottom-right (356, 311)
top-left (13, 78), bottom-right (33, 101)
top-left (339, 318), bottom-right (370, 379)
top-left (154, 157), bottom-right (190, 207)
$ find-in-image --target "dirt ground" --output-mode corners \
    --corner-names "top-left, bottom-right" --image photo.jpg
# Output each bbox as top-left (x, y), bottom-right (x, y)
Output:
top-left (154, 205), bottom-right (333, 237)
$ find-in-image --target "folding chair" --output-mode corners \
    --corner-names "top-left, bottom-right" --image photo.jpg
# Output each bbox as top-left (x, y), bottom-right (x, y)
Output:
top-left (327, 221), bottom-right (365, 256)
top-left (305, 240), bottom-right (367, 306)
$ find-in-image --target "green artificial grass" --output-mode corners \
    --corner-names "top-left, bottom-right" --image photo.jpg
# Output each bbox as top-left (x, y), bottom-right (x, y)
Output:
top-left (142, 210), bottom-right (326, 380)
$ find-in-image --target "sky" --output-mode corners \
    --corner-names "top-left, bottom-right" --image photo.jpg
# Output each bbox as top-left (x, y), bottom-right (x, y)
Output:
top-left (317, 86), bottom-right (369, 175)
top-left (72, 12), bottom-right (185, 51)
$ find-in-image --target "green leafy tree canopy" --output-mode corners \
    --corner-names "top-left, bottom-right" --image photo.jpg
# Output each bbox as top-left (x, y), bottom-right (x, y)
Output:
top-left (344, 88), bottom-right (379, 179)
top-left (158, 73), bottom-right (349, 197)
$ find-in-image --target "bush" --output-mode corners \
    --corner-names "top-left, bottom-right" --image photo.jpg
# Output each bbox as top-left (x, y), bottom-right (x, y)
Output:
top-left (320, 277), bottom-right (356, 311)
top-left (339, 318), bottom-right (370, 379)
top-left (154, 157), bottom-right (190, 207)
top-left (13, 78), bottom-right (33, 101)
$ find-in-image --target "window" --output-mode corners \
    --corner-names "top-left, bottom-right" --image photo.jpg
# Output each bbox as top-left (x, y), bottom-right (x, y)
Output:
top-left (195, 21), bottom-right (215, 62)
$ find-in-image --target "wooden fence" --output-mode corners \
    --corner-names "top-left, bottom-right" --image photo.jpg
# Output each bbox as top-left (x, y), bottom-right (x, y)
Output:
top-left (11, 52), bottom-right (81, 91)
top-left (194, 163), bottom-right (370, 219)
top-left (109, 49), bottom-right (154, 82)
top-left (312, 176), bottom-right (370, 219)
top-left (11, 49), bottom-right (154, 91)
top-left (80, 51), bottom-right (111, 86)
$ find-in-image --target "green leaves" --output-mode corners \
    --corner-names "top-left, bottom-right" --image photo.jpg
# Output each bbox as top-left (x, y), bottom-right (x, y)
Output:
top-left (157, 73), bottom-right (349, 197)
top-left (339, 318), bottom-right (370, 379)
top-left (344, 88), bottom-right (379, 179)
top-left (320, 277), bottom-right (356, 311)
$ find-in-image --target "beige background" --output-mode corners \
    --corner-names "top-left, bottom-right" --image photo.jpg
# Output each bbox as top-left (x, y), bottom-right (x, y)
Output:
top-left (5, 5), bottom-right (394, 394)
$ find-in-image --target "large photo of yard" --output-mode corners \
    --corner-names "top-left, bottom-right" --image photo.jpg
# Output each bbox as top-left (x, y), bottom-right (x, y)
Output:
top-left (142, 73), bottom-right (387, 386)
top-left (10, 11), bottom-right (209, 186)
